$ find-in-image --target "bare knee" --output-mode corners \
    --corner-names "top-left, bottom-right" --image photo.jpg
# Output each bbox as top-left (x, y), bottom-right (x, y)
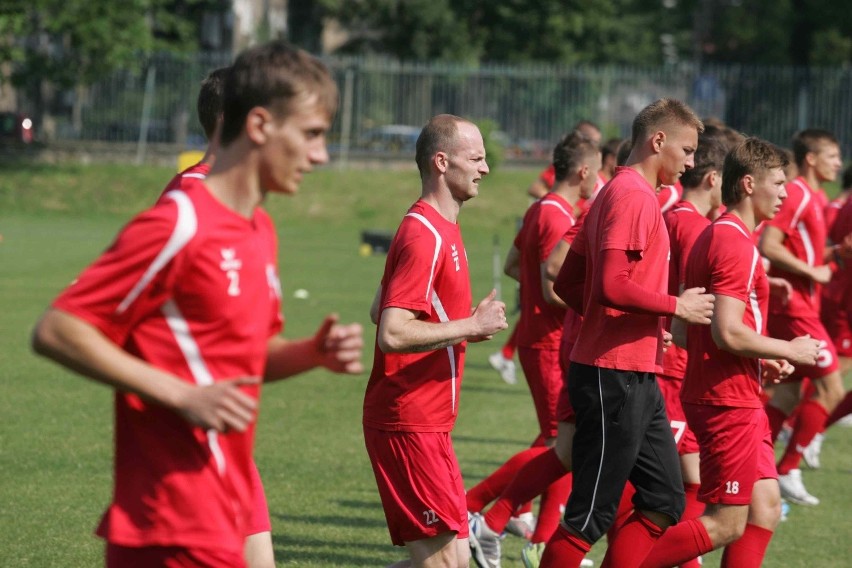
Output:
top-left (701, 505), bottom-right (748, 547)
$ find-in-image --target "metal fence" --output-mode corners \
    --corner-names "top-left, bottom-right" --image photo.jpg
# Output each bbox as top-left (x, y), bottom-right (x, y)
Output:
top-left (30, 53), bottom-right (852, 162)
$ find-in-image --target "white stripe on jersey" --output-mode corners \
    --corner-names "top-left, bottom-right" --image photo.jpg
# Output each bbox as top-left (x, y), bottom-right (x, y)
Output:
top-left (790, 180), bottom-right (811, 229)
top-left (432, 293), bottom-right (457, 414)
top-left (405, 212), bottom-right (443, 303)
top-left (117, 190), bottom-right (197, 314)
top-left (162, 299), bottom-right (227, 476)
top-left (660, 186), bottom-right (679, 213)
top-left (183, 172), bottom-right (206, 180)
top-left (541, 199), bottom-right (575, 223)
top-left (718, 220), bottom-right (763, 333)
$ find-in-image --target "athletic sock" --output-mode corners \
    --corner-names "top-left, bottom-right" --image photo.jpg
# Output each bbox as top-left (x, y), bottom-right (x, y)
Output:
top-left (764, 404), bottom-right (788, 442)
top-left (601, 511), bottom-right (665, 568)
top-left (465, 446), bottom-right (548, 512)
top-left (678, 484), bottom-right (704, 568)
top-left (501, 326), bottom-right (518, 359)
top-left (639, 518), bottom-right (714, 568)
top-left (540, 524), bottom-right (592, 568)
top-left (826, 390), bottom-right (852, 428)
top-left (607, 482), bottom-right (636, 543)
top-left (720, 524), bottom-right (773, 568)
top-left (777, 400), bottom-right (829, 475)
top-left (531, 471), bottom-right (573, 543)
top-left (484, 447), bottom-right (568, 533)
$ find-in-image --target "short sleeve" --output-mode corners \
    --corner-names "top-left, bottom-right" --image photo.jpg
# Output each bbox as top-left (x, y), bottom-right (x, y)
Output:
top-left (711, 240), bottom-right (759, 303)
top-left (600, 191), bottom-right (660, 255)
top-left (53, 203), bottom-right (186, 345)
top-left (382, 221), bottom-right (440, 316)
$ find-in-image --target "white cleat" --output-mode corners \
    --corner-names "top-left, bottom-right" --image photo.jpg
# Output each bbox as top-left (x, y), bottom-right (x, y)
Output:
top-left (488, 352), bottom-right (517, 385)
top-left (778, 469), bottom-right (820, 506)
top-left (802, 433), bottom-right (824, 469)
top-left (469, 512), bottom-right (502, 568)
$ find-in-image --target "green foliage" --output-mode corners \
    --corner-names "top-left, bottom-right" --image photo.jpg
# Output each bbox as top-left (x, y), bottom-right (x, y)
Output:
top-left (473, 117), bottom-right (506, 171)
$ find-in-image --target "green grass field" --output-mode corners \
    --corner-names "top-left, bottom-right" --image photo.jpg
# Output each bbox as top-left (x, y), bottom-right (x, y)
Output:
top-left (0, 162), bottom-right (849, 567)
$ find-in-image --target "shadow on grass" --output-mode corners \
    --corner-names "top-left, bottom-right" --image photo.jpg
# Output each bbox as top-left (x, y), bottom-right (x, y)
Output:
top-left (453, 434), bottom-right (532, 446)
top-left (272, 511), bottom-right (388, 529)
top-left (273, 533), bottom-right (396, 567)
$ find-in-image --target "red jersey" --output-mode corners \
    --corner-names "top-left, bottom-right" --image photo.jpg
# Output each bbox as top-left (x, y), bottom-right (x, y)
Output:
top-left (558, 212), bottom-right (587, 361)
top-left (158, 162), bottom-right (211, 199)
top-left (824, 198), bottom-right (852, 309)
top-left (662, 200), bottom-right (711, 379)
top-left (825, 192), bottom-right (850, 233)
top-left (764, 176), bottom-right (828, 317)
top-left (682, 213), bottom-right (768, 407)
top-left (569, 166), bottom-right (671, 373)
top-left (364, 200), bottom-right (472, 432)
top-left (515, 193), bottom-right (574, 349)
top-left (53, 177), bottom-right (283, 553)
top-left (538, 164), bottom-right (605, 213)
top-left (657, 182), bottom-right (683, 213)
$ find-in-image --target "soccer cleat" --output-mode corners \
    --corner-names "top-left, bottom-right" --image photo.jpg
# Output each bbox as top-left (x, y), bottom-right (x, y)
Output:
top-left (469, 512), bottom-right (502, 568)
top-left (780, 499), bottom-right (790, 521)
top-left (520, 542), bottom-right (594, 567)
top-left (802, 433), bottom-right (824, 469)
top-left (505, 511), bottom-right (536, 539)
top-left (521, 542), bottom-right (544, 568)
top-left (488, 352), bottom-right (518, 385)
top-left (778, 469), bottom-right (820, 506)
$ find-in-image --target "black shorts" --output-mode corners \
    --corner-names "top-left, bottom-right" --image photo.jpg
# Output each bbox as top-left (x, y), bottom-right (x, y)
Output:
top-left (562, 362), bottom-right (685, 542)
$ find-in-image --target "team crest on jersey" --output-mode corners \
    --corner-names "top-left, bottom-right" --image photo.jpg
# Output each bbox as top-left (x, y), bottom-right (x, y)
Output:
top-left (219, 248), bottom-right (242, 296)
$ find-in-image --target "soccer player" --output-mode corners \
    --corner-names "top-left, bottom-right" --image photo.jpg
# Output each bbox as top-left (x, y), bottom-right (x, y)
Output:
top-left (652, 130), bottom-right (730, 566)
top-left (467, 131), bottom-right (601, 568)
top-left (539, 98), bottom-right (715, 568)
top-left (526, 120), bottom-right (604, 202)
top-left (640, 137), bottom-right (821, 568)
top-left (759, 129), bottom-right (846, 505)
top-left (162, 66), bottom-right (278, 568)
top-left (30, 41), bottom-right (364, 568)
top-left (364, 114), bottom-right (508, 568)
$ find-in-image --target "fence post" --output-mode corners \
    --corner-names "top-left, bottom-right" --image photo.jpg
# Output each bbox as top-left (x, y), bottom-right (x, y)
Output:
top-left (135, 65), bottom-right (157, 166)
top-left (338, 67), bottom-right (355, 169)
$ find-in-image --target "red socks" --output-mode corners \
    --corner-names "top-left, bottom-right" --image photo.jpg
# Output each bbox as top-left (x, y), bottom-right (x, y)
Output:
top-left (531, 470), bottom-right (573, 543)
top-left (721, 524), bottom-right (773, 567)
top-left (826, 390), bottom-right (852, 428)
top-left (541, 524), bottom-right (592, 568)
top-left (777, 400), bottom-right (829, 475)
top-left (465, 446), bottom-right (548, 512)
top-left (484, 447), bottom-right (568, 533)
top-left (501, 325), bottom-right (518, 359)
top-left (607, 482), bottom-right (636, 543)
top-left (639, 518), bottom-right (714, 568)
top-left (602, 511), bottom-right (665, 568)
top-left (765, 404), bottom-right (788, 442)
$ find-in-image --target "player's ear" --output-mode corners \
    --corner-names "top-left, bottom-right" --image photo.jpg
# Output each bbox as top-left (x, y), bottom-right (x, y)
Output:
top-left (246, 106), bottom-right (272, 145)
top-left (434, 151), bottom-right (449, 174)
top-left (741, 174), bottom-right (755, 196)
top-left (651, 130), bottom-right (666, 153)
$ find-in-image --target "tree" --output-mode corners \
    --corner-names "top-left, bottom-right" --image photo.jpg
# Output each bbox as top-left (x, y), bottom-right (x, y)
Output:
top-left (0, 0), bottom-right (227, 135)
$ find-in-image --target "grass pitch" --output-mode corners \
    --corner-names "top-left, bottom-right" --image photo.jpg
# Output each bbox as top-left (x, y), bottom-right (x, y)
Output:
top-left (0, 162), bottom-right (849, 567)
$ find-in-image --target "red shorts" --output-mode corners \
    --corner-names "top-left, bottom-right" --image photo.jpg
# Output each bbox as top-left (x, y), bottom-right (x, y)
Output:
top-left (684, 404), bottom-right (776, 506)
top-left (767, 315), bottom-right (839, 380)
top-left (657, 374), bottom-right (698, 455)
top-left (363, 427), bottom-right (468, 546)
top-left (518, 346), bottom-right (562, 438)
top-left (821, 298), bottom-right (852, 357)
top-left (106, 543), bottom-right (246, 568)
top-left (246, 460), bottom-right (271, 536)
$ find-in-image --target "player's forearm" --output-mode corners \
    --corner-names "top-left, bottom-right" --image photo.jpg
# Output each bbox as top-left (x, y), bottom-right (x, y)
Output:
top-left (712, 321), bottom-right (794, 360)
top-left (31, 308), bottom-right (191, 409)
top-left (264, 335), bottom-right (322, 381)
top-left (760, 239), bottom-right (819, 279)
top-left (378, 317), bottom-right (477, 353)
